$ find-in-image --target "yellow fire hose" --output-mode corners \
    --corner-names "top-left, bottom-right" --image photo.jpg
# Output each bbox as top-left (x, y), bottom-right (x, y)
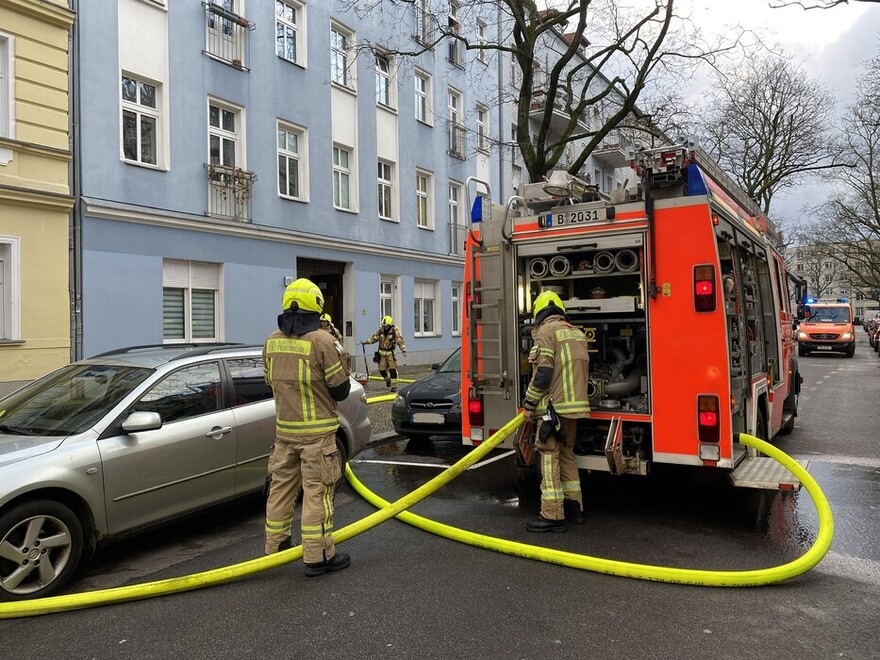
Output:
top-left (0, 412), bottom-right (833, 619)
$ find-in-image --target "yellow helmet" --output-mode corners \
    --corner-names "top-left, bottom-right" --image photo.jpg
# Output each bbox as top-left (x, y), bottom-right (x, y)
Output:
top-left (533, 290), bottom-right (565, 318)
top-left (382, 315), bottom-right (393, 325)
top-left (282, 278), bottom-right (324, 313)
top-left (320, 313), bottom-right (332, 324)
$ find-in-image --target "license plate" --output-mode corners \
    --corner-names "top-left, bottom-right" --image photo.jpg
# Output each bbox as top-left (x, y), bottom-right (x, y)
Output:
top-left (412, 412), bottom-right (445, 424)
top-left (816, 346), bottom-right (832, 350)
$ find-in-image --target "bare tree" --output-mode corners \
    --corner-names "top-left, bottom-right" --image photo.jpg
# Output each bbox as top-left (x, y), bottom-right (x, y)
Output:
top-left (769, 0), bottom-right (880, 9)
top-left (696, 55), bottom-right (846, 215)
top-left (808, 49), bottom-right (880, 300)
top-left (345, 0), bottom-right (745, 183)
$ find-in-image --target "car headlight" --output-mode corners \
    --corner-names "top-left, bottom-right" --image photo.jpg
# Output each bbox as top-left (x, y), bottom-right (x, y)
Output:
top-left (392, 394), bottom-right (405, 409)
top-left (797, 332), bottom-right (808, 341)
top-left (841, 332), bottom-right (853, 340)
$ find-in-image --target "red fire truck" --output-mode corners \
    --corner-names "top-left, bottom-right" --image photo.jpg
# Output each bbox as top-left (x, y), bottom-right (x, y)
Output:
top-left (462, 141), bottom-right (806, 489)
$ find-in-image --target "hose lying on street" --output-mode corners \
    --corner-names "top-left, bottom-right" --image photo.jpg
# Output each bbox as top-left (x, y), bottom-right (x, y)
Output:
top-left (0, 415), bottom-right (833, 618)
top-left (346, 431), bottom-right (834, 587)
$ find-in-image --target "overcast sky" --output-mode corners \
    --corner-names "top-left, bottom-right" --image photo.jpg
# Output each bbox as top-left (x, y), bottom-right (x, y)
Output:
top-left (686, 0), bottom-right (880, 221)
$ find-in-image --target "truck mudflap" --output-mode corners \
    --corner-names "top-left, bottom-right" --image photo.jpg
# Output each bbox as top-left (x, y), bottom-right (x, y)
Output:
top-left (729, 456), bottom-right (809, 490)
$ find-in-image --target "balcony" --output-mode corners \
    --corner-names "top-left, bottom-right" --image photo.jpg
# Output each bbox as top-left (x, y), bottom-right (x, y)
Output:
top-left (448, 123), bottom-right (466, 159)
top-left (203, 1), bottom-right (254, 70)
top-left (206, 163), bottom-right (257, 221)
top-left (449, 222), bottom-right (467, 256)
top-left (529, 89), bottom-right (588, 135)
top-left (592, 130), bottom-right (631, 169)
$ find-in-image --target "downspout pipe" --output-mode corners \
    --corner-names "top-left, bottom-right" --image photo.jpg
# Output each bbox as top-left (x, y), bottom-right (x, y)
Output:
top-left (69, 0), bottom-right (83, 361)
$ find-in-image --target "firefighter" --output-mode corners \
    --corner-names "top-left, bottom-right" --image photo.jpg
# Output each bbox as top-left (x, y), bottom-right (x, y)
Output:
top-left (263, 278), bottom-right (352, 576)
top-left (521, 290), bottom-right (590, 532)
top-left (320, 313), bottom-right (344, 342)
top-left (361, 315), bottom-right (407, 391)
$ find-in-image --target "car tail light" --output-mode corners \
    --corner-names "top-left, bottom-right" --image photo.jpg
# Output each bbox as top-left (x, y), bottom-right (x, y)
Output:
top-left (697, 394), bottom-right (720, 442)
top-left (694, 264), bottom-right (716, 312)
top-left (468, 397), bottom-right (484, 427)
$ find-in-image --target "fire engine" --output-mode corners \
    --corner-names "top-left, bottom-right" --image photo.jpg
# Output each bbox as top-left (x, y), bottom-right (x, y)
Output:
top-left (461, 140), bottom-right (807, 490)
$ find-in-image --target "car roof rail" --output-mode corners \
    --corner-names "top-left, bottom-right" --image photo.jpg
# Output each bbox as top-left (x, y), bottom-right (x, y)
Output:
top-left (88, 342), bottom-right (245, 359)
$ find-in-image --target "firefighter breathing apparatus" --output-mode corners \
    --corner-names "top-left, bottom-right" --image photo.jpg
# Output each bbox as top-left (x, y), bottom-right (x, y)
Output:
top-left (0, 409), bottom-right (833, 619)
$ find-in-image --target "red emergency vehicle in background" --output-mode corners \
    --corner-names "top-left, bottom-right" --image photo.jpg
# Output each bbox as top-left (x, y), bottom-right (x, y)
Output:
top-left (462, 140), bottom-right (807, 490)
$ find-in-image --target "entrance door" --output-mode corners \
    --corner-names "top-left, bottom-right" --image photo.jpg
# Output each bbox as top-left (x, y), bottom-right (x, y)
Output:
top-left (297, 258), bottom-right (346, 336)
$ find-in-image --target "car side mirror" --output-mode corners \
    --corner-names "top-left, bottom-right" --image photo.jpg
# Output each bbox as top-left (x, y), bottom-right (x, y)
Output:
top-left (430, 362), bottom-right (441, 370)
top-left (122, 411), bottom-right (163, 433)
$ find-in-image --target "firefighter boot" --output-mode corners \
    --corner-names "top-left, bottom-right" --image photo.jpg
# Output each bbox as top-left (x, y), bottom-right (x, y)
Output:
top-left (525, 515), bottom-right (566, 533)
top-left (305, 551), bottom-right (351, 577)
top-left (564, 499), bottom-right (585, 525)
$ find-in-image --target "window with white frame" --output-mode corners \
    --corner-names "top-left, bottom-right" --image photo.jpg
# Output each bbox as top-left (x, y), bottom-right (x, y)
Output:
top-left (380, 277), bottom-right (395, 321)
top-left (451, 283), bottom-right (461, 336)
top-left (413, 280), bottom-right (438, 336)
top-left (375, 53), bottom-right (394, 108)
top-left (477, 21), bottom-right (488, 63)
top-left (0, 238), bottom-right (19, 341)
top-left (275, 0), bottom-right (305, 66)
top-left (277, 121), bottom-right (306, 200)
top-left (378, 160), bottom-right (394, 220)
top-left (331, 23), bottom-right (354, 89)
top-left (163, 259), bottom-right (221, 343)
top-left (509, 51), bottom-right (519, 87)
top-left (416, 170), bottom-right (434, 229)
top-left (414, 69), bottom-right (432, 124)
top-left (205, 0), bottom-right (249, 68)
top-left (476, 103), bottom-right (489, 152)
top-left (415, 0), bottom-right (431, 44)
top-left (0, 35), bottom-right (11, 140)
top-left (448, 88), bottom-right (464, 157)
top-left (209, 101), bottom-right (239, 168)
top-left (447, 1), bottom-right (462, 66)
top-left (121, 74), bottom-right (160, 166)
top-left (448, 181), bottom-right (464, 255)
top-left (333, 144), bottom-right (352, 210)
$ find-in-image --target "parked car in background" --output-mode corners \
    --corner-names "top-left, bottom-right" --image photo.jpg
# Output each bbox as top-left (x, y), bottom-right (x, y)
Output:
top-left (0, 344), bottom-right (371, 600)
top-left (391, 348), bottom-right (462, 441)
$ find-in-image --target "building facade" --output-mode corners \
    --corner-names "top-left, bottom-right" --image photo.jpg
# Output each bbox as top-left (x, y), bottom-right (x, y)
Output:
top-left (0, 0), bottom-right (75, 395)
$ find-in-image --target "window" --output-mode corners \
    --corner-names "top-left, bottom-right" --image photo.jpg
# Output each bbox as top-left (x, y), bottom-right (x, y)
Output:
top-left (278, 121), bottom-right (307, 201)
top-left (331, 24), bottom-right (354, 89)
top-left (0, 238), bottom-right (19, 341)
top-left (509, 51), bottom-right (519, 87)
top-left (416, 170), bottom-right (434, 229)
top-left (415, 0), bottom-right (431, 44)
top-left (205, 0), bottom-right (250, 68)
top-left (375, 53), bottom-right (394, 108)
top-left (333, 145), bottom-right (352, 210)
top-left (447, 1), bottom-right (462, 66)
top-left (448, 88), bottom-right (464, 157)
top-left (451, 283), bottom-right (461, 336)
top-left (476, 104), bottom-right (489, 152)
top-left (121, 75), bottom-right (159, 166)
top-left (226, 357), bottom-right (273, 404)
top-left (378, 160), bottom-right (394, 220)
top-left (414, 69), bottom-right (432, 124)
top-left (209, 101), bottom-right (239, 169)
top-left (208, 100), bottom-right (253, 219)
top-left (448, 181), bottom-right (464, 255)
top-left (134, 363), bottom-right (222, 423)
top-left (0, 35), bottom-right (12, 140)
top-left (414, 280), bottom-right (438, 336)
top-left (477, 21), bottom-right (488, 63)
top-left (163, 259), bottom-right (221, 343)
top-left (275, 0), bottom-right (305, 66)
top-left (380, 278), bottom-right (395, 321)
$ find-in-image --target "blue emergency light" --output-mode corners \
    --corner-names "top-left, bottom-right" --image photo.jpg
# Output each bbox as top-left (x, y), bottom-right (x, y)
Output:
top-left (471, 196), bottom-right (483, 224)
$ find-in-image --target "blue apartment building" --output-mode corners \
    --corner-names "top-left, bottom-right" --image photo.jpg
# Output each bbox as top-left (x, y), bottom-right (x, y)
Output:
top-left (72, 0), bottom-right (513, 364)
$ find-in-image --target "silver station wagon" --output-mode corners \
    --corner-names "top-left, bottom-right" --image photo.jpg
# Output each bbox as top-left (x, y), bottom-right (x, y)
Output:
top-left (0, 344), bottom-right (371, 600)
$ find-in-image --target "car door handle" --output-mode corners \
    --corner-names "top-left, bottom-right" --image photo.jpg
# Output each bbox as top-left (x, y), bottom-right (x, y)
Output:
top-left (205, 426), bottom-right (233, 438)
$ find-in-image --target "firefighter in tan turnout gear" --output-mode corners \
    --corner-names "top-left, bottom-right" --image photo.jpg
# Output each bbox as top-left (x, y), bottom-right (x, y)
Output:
top-left (361, 315), bottom-right (407, 391)
top-left (320, 313), bottom-right (343, 342)
top-left (263, 278), bottom-right (352, 576)
top-left (522, 290), bottom-right (590, 533)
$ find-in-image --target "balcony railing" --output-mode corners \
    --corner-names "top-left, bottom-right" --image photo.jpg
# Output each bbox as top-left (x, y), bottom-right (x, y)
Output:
top-left (203, 1), bottom-right (254, 70)
top-left (448, 123), bottom-right (466, 159)
top-left (206, 163), bottom-right (257, 221)
top-left (449, 222), bottom-right (467, 256)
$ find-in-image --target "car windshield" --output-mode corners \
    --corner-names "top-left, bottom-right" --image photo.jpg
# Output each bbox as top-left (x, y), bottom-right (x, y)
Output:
top-left (807, 307), bottom-right (850, 323)
top-left (0, 364), bottom-right (152, 436)
top-left (437, 349), bottom-right (462, 374)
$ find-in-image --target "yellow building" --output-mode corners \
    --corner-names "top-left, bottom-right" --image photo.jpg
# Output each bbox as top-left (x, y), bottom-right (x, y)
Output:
top-left (0, 0), bottom-right (75, 394)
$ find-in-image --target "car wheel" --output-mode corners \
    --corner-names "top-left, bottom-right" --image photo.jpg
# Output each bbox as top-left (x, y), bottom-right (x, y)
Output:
top-left (798, 346), bottom-right (807, 357)
top-left (846, 345), bottom-right (855, 358)
top-left (0, 500), bottom-right (84, 601)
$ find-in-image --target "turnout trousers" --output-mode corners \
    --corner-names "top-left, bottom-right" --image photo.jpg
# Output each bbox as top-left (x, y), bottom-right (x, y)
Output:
top-left (265, 430), bottom-right (342, 564)
top-left (535, 416), bottom-right (583, 521)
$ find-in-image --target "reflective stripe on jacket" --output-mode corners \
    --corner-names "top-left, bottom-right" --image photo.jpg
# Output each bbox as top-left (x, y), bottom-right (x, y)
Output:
top-left (263, 329), bottom-right (349, 438)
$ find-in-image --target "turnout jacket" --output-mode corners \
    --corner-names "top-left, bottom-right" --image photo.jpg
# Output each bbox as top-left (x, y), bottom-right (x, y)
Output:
top-left (363, 325), bottom-right (407, 356)
top-left (523, 313), bottom-right (590, 418)
top-left (263, 327), bottom-right (350, 439)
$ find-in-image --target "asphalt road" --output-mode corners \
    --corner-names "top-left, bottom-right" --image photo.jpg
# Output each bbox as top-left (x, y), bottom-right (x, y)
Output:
top-left (1, 336), bottom-right (878, 659)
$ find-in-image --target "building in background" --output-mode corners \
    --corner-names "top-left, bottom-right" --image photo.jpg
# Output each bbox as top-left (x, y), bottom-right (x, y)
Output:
top-left (0, 0), bottom-right (75, 396)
